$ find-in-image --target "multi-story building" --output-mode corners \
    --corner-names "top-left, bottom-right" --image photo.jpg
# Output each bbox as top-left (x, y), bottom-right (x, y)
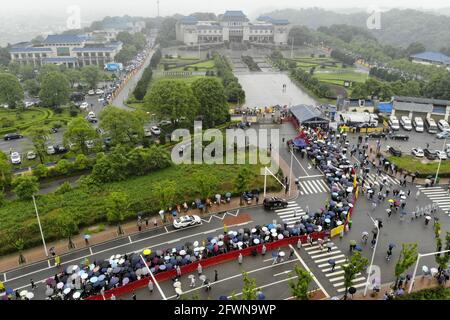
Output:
top-left (410, 51), bottom-right (450, 71)
top-left (9, 34), bottom-right (122, 68)
top-left (176, 11), bottom-right (290, 46)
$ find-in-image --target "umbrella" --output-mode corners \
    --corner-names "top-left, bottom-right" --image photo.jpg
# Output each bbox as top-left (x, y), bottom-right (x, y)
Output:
top-left (45, 288), bottom-right (54, 297)
top-left (388, 199), bottom-right (395, 203)
top-left (46, 278), bottom-right (56, 286)
top-left (349, 240), bottom-right (357, 246)
top-left (253, 239), bottom-right (260, 245)
top-left (84, 234), bottom-right (91, 240)
top-left (110, 277), bottom-right (119, 285)
top-left (98, 275), bottom-right (106, 281)
top-left (143, 249), bottom-right (151, 255)
top-left (26, 292), bottom-right (34, 299)
top-left (63, 288), bottom-right (71, 295)
top-left (6, 287), bottom-right (13, 295)
top-left (277, 234), bottom-right (284, 240)
top-left (123, 278), bottom-right (130, 285)
top-left (219, 296), bottom-right (228, 300)
top-left (279, 251), bottom-right (285, 257)
top-left (57, 282), bottom-right (64, 289)
top-left (90, 277), bottom-right (98, 283)
top-left (355, 245), bottom-right (362, 251)
top-left (257, 293), bottom-right (266, 300)
top-left (73, 291), bottom-right (81, 299)
top-left (180, 250), bottom-right (187, 256)
top-left (199, 275), bottom-right (206, 281)
top-left (159, 265), bottom-right (166, 271)
top-left (173, 281), bottom-right (181, 288)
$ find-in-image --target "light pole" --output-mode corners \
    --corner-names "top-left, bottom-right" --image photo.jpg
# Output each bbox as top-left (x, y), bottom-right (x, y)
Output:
top-left (435, 138), bottom-right (447, 183)
top-left (288, 146), bottom-right (293, 196)
top-left (363, 212), bottom-right (379, 296)
top-left (408, 249), bottom-right (450, 294)
top-left (32, 195), bottom-right (48, 258)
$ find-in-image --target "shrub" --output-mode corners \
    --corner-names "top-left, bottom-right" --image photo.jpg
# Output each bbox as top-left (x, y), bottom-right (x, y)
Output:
top-left (52, 121), bottom-right (63, 129)
top-left (33, 164), bottom-right (48, 179)
top-left (55, 159), bottom-right (73, 176)
top-left (55, 182), bottom-right (73, 195)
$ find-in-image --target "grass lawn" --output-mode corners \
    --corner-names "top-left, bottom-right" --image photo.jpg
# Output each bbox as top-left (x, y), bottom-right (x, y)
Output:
top-left (0, 162), bottom-right (280, 255)
top-left (396, 287), bottom-right (450, 300)
top-left (388, 155), bottom-right (450, 176)
top-left (152, 75), bottom-right (218, 85)
top-left (315, 72), bottom-right (369, 84)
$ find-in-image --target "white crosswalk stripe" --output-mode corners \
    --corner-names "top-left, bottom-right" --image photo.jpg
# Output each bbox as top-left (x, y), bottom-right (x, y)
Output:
top-left (274, 201), bottom-right (306, 227)
top-left (364, 173), bottom-right (400, 188)
top-left (298, 178), bottom-right (330, 195)
top-left (417, 186), bottom-right (450, 216)
top-left (303, 241), bottom-right (367, 294)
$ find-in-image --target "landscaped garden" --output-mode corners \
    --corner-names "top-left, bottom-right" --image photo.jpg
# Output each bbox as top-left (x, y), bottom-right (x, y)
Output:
top-left (388, 155), bottom-right (450, 178)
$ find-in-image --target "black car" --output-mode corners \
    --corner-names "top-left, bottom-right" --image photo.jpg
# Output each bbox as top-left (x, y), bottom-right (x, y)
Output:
top-left (388, 146), bottom-right (402, 157)
top-left (368, 132), bottom-right (386, 139)
top-left (424, 149), bottom-right (439, 160)
top-left (390, 134), bottom-right (409, 141)
top-left (54, 145), bottom-right (68, 154)
top-left (51, 127), bottom-right (58, 133)
top-left (263, 197), bottom-right (288, 210)
top-left (4, 133), bottom-right (23, 141)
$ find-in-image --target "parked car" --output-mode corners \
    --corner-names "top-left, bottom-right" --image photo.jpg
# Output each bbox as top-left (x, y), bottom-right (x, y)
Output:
top-left (424, 149), bottom-right (439, 160)
top-left (437, 130), bottom-right (450, 139)
top-left (88, 89), bottom-right (95, 95)
top-left (438, 119), bottom-right (450, 132)
top-left (388, 116), bottom-right (400, 131)
top-left (4, 133), bottom-right (23, 141)
top-left (26, 151), bottom-right (37, 160)
top-left (390, 134), bottom-right (409, 141)
top-left (10, 152), bottom-right (21, 164)
top-left (435, 150), bottom-right (448, 160)
top-left (413, 117), bottom-right (424, 132)
top-left (54, 145), bottom-right (67, 154)
top-left (400, 116), bottom-right (413, 131)
top-left (51, 127), bottom-right (58, 133)
top-left (80, 102), bottom-right (89, 110)
top-left (46, 145), bottom-right (56, 155)
top-left (95, 89), bottom-right (104, 95)
top-left (87, 115), bottom-right (98, 123)
top-left (388, 146), bottom-right (402, 157)
top-left (150, 126), bottom-right (161, 135)
top-left (411, 148), bottom-right (424, 157)
top-left (159, 120), bottom-right (172, 127)
top-left (173, 215), bottom-right (201, 229)
top-left (144, 128), bottom-right (152, 137)
top-left (368, 132), bottom-right (386, 139)
top-left (263, 197), bottom-right (289, 210)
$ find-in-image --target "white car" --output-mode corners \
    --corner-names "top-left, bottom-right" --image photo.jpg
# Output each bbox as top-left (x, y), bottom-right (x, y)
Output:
top-left (144, 128), bottom-right (152, 137)
top-left (438, 119), bottom-right (450, 132)
top-left (10, 152), bottom-right (21, 164)
top-left (150, 126), bottom-right (161, 135)
top-left (435, 150), bottom-right (448, 160)
top-left (411, 148), bottom-right (424, 157)
top-left (88, 90), bottom-right (95, 95)
top-left (88, 111), bottom-right (96, 118)
top-left (24, 101), bottom-right (35, 108)
top-left (400, 116), bottom-right (412, 131)
top-left (47, 145), bottom-right (55, 155)
top-left (26, 151), bottom-right (37, 160)
top-left (80, 102), bottom-right (89, 110)
top-left (95, 89), bottom-right (104, 95)
top-left (172, 215), bottom-right (201, 229)
top-left (85, 140), bottom-right (94, 149)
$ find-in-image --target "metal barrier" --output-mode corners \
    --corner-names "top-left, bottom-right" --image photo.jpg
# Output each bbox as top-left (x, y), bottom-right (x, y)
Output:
top-left (85, 231), bottom-right (328, 300)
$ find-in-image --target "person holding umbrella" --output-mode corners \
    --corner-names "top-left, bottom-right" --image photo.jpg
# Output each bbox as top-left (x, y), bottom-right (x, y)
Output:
top-left (328, 259), bottom-right (336, 272)
top-left (197, 263), bottom-right (203, 276)
top-left (238, 253), bottom-right (243, 265)
top-left (189, 275), bottom-right (196, 288)
top-left (148, 280), bottom-right (154, 293)
top-left (261, 244), bottom-right (267, 256)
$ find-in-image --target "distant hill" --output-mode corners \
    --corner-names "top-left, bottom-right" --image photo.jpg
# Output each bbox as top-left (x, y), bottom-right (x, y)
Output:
top-left (262, 8), bottom-right (450, 50)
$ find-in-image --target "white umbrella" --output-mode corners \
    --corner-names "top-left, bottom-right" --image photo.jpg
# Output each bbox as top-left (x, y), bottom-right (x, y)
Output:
top-left (57, 282), bottom-right (64, 289)
top-left (262, 227), bottom-right (268, 232)
top-left (210, 239), bottom-right (217, 244)
top-left (73, 291), bottom-right (81, 299)
top-left (253, 239), bottom-right (260, 245)
top-left (173, 281), bottom-right (181, 288)
top-left (20, 290), bottom-right (28, 297)
top-left (63, 287), bottom-right (72, 295)
top-left (277, 234), bottom-right (284, 240)
top-left (237, 242), bottom-right (243, 247)
top-left (218, 241), bottom-right (224, 246)
top-left (270, 228), bottom-right (276, 233)
top-left (180, 250), bottom-right (187, 256)
top-left (279, 251), bottom-right (285, 257)
top-left (251, 228), bottom-right (257, 233)
top-left (199, 275), bottom-right (206, 281)
top-left (26, 292), bottom-right (34, 299)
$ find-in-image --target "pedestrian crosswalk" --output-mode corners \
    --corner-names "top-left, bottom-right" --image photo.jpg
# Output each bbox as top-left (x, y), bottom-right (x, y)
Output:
top-left (298, 178), bottom-right (330, 195)
top-left (364, 173), bottom-right (400, 188)
top-left (274, 201), bottom-right (306, 228)
top-left (417, 186), bottom-right (450, 216)
top-left (303, 241), bottom-right (367, 294)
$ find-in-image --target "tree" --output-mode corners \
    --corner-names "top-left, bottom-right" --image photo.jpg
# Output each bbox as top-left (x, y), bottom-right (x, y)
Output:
top-left (144, 79), bottom-right (199, 124)
top-left (191, 78), bottom-right (229, 128)
top-left (423, 74), bottom-right (450, 100)
top-left (116, 31), bottom-right (134, 45)
top-left (81, 65), bottom-right (104, 89)
top-left (394, 243), bottom-right (418, 289)
top-left (288, 265), bottom-right (313, 300)
top-left (433, 222), bottom-right (450, 274)
top-left (57, 212), bottom-right (78, 249)
top-left (116, 45), bottom-right (138, 64)
top-left (224, 81), bottom-right (245, 103)
top-left (342, 251), bottom-right (369, 299)
top-left (0, 47), bottom-right (11, 66)
top-left (406, 42), bottom-right (426, 56)
top-left (152, 181), bottom-right (176, 218)
top-left (55, 159), bottom-right (73, 175)
top-left (0, 151), bottom-right (12, 190)
top-left (33, 164), bottom-right (48, 179)
top-left (8, 226), bottom-right (26, 264)
top-left (64, 118), bottom-right (98, 155)
top-left (12, 175), bottom-right (39, 200)
top-left (106, 192), bottom-right (130, 235)
top-left (28, 127), bottom-right (50, 164)
top-left (64, 69), bottom-right (83, 88)
top-left (99, 107), bottom-right (144, 145)
top-left (234, 167), bottom-right (253, 205)
top-left (23, 79), bottom-right (40, 97)
top-left (241, 272), bottom-right (257, 300)
top-left (39, 71), bottom-right (70, 108)
top-left (0, 73), bottom-right (24, 108)
top-left (91, 147), bottom-right (129, 183)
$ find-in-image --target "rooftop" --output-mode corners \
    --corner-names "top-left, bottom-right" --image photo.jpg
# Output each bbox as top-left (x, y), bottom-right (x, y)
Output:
top-left (393, 96), bottom-right (450, 106)
top-left (290, 104), bottom-right (329, 123)
top-left (43, 34), bottom-right (87, 44)
top-left (410, 51), bottom-right (450, 65)
top-left (179, 16), bottom-right (198, 25)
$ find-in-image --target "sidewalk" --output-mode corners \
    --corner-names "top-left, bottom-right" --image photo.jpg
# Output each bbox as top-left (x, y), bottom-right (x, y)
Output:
top-left (353, 275), bottom-right (450, 300)
top-left (0, 150), bottom-right (296, 273)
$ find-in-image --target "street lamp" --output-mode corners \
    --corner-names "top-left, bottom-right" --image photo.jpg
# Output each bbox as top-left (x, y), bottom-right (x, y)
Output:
top-left (32, 195), bottom-right (48, 258)
top-left (363, 212), bottom-right (379, 296)
top-left (435, 138), bottom-right (447, 184)
top-left (408, 249), bottom-right (450, 294)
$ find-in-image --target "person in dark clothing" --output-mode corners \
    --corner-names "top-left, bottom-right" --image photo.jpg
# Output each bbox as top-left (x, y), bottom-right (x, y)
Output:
top-left (214, 270), bottom-right (218, 282)
top-left (132, 292), bottom-right (137, 300)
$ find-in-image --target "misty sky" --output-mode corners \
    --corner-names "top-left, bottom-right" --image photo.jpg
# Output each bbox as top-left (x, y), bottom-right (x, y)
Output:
top-left (2, 0), bottom-right (450, 19)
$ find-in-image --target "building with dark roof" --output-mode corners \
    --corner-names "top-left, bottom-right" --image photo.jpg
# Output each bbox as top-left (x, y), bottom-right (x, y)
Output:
top-left (176, 11), bottom-right (289, 46)
top-left (410, 51), bottom-right (450, 70)
top-left (290, 104), bottom-right (330, 128)
top-left (10, 34), bottom-right (122, 68)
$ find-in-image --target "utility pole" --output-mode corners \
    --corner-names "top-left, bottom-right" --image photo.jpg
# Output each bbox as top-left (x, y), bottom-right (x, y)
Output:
top-left (157, 0), bottom-right (160, 17)
top-left (32, 195), bottom-right (48, 258)
top-left (290, 37), bottom-right (294, 59)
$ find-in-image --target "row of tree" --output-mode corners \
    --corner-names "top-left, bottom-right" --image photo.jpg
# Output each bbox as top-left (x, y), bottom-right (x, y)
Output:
top-left (115, 31), bottom-right (148, 64)
top-left (132, 48), bottom-right (162, 101)
top-left (290, 67), bottom-right (333, 98)
top-left (330, 48), bottom-right (356, 66)
top-left (213, 54), bottom-right (246, 104)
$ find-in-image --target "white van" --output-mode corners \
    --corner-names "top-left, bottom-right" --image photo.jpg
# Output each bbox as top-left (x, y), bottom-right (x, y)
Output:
top-left (413, 117), bottom-right (424, 132)
top-left (389, 116), bottom-right (400, 131)
top-left (425, 118), bottom-right (438, 134)
top-left (400, 116), bottom-right (412, 131)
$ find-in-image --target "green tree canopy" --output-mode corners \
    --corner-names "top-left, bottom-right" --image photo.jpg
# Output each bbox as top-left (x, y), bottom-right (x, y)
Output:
top-left (81, 65), bottom-right (104, 89)
top-left (63, 117), bottom-right (98, 155)
top-left (106, 191), bottom-right (130, 235)
top-left (0, 73), bottom-right (24, 108)
top-left (99, 106), bottom-right (144, 145)
top-left (12, 175), bottom-right (39, 200)
top-left (28, 127), bottom-right (50, 164)
top-left (342, 251), bottom-right (369, 299)
top-left (394, 243), bottom-right (418, 289)
top-left (0, 151), bottom-right (12, 190)
top-left (39, 71), bottom-right (71, 108)
top-left (289, 265), bottom-right (313, 300)
top-left (144, 79), bottom-right (199, 123)
top-left (191, 77), bottom-right (229, 128)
